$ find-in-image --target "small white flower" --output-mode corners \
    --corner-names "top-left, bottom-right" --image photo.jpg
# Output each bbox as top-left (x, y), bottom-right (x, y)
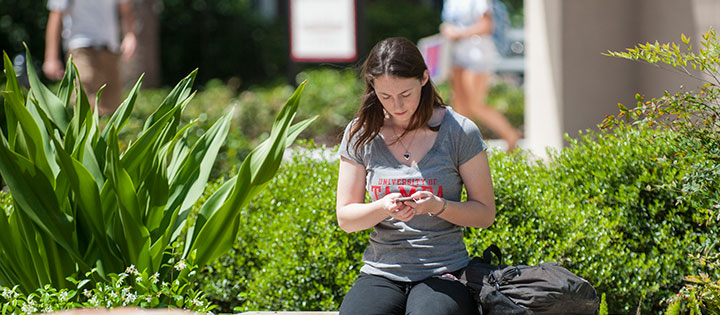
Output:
top-left (109, 291), bottom-right (118, 299)
top-left (136, 276), bottom-right (143, 283)
top-left (21, 304), bottom-right (37, 313)
top-left (125, 292), bottom-right (137, 303)
top-left (83, 289), bottom-right (92, 297)
top-left (161, 281), bottom-right (168, 287)
top-left (44, 306), bottom-right (53, 313)
top-left (151, 272), bottom-right (160, 284)
top-left (125, 264), bottom-right (139, 275)
top-left (122, 287), bottom-right (131, 296)
top-left (59, 291), bottom-right (69, 301)
top-left (175, 260), bottom-right (187, 271)
top-left (145, 295), bottom-right (153, 303)
top-left (192, 299), bottom-right (205, 307)
top-left (89, 295), bottom-right (99, 306)
top-left (1, 288), bottom-right (11, 299)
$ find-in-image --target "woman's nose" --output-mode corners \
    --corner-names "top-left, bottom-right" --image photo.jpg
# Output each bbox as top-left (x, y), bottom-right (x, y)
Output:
top-left (392, 97), bottom-right (404, 109)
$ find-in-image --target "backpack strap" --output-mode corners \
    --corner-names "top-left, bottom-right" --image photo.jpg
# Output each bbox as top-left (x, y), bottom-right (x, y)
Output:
top-left (481, 244), bottom-right (503, 265)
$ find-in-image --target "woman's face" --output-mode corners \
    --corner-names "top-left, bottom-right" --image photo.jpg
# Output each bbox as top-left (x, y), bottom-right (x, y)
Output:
top-left (373, 71), bottom-right (429, 126)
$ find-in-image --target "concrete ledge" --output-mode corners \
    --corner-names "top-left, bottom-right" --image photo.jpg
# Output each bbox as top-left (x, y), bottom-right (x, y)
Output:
top-left (238, 313), bottom-right (338, 315)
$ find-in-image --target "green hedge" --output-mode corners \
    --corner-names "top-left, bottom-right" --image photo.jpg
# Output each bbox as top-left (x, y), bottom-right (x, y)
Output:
top-left (475, 127), bottom-right (719, 313)
top-left (196, 141), bottom-right (367, 312)
top-left (194, 126), bottom-right (718, 314)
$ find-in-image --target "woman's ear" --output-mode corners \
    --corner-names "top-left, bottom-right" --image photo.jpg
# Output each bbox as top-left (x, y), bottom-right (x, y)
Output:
top-left (422, 70), bottom-right (429, 86)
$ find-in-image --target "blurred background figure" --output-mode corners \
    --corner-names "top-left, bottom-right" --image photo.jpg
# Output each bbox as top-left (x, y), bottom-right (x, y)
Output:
top-left (441, 0), bottom-right (521, 151)
top-left (43, 0), bottom-right (137, 116)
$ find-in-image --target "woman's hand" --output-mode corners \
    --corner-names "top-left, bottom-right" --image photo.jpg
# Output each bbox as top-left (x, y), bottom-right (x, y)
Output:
top-left (398, 191), bottom-right (444, 216)
top-left (43, 58), bottom-right (65, 80)
top-left (382, 193), bottom-right (416, 222)
top-left (440, 22), bottom-right (463, 41)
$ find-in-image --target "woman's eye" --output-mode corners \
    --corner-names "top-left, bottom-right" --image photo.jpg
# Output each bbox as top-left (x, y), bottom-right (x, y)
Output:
top-left (401, 93), bottom-right (411, 98)
top-left (381, 95), bottom-right (391, 100)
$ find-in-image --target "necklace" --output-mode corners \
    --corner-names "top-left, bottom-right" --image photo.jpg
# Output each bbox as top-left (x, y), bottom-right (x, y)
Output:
top-left (391, 126), bottom-right (416, 160)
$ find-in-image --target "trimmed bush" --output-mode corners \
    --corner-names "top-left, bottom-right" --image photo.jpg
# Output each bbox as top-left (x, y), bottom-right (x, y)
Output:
top-left (2, 110), bottom-right (713, 314)
top-left (195, 125), bottom-right (717, 313)
top-left (197, 142), bottom-right (366, 312)
top-left (475, 127), bottom-right (719, 313)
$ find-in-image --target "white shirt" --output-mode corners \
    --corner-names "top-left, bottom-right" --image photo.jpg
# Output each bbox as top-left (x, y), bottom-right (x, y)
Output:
top-left (47, 0), bottom-right (128, 52)
top-left (442, 0), bottom-right (490, 28)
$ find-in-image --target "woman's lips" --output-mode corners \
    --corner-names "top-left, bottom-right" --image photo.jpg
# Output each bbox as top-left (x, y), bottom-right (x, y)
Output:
top-left (395, 110), bottom-right (408, 116)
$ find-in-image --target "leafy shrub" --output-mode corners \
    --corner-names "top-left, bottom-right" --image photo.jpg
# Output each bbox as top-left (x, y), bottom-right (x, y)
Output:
top-left (602, 29), bottom-right (720, 314)
top-left (0, 48), bottom-right (313, 294)
top-left (0, 265), bottom-right (216, 313)
top-left (193, 125), bottom-right (718, 314)
top-left (476, 127), bottom-right (719, 313)
top-left (196, 141), bottom-right (367, 313)
top-left (116, 78), bottom-right (251, 179)
top-left (663, 251), bottom-right (720, 314)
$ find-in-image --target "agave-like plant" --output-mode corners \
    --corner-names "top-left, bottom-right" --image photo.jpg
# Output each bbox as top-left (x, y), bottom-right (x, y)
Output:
top-left (0, 47), bottom-right (315, 293)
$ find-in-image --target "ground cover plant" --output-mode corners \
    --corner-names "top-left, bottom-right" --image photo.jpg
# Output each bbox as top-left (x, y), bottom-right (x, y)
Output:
top-left (0, 266), bottom-right (216, 313)
top-left (0, 45), bottom-right (315, 306)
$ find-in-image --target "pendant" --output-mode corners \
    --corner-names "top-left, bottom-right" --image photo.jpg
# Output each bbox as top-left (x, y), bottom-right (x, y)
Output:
top-left (403, 152), bottom-right (411, 160)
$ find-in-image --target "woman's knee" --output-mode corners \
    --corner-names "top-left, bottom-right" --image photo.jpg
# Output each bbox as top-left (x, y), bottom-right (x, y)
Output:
top-left (339, 274), bottom-right (407, 315)
top-left (405, 277), bottom-right (479, 315)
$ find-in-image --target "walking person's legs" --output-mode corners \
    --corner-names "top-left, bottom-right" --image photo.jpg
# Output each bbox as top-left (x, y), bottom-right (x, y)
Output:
top-left (69, 48), bottom-right (122, 116)
top-left (96, 49), bottom-right (122, 116)
top-left (456, 67), bottom-right (521, 151)
top-left (450, 67), bottom-right (471, 117)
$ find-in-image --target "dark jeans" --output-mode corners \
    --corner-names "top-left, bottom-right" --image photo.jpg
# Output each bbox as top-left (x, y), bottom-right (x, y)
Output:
top-left (339, 272), bottom-right (480, 315)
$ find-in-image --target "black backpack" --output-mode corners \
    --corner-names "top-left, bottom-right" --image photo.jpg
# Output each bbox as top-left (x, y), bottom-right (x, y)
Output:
top-left (460, 245), bottom-right (600, 315)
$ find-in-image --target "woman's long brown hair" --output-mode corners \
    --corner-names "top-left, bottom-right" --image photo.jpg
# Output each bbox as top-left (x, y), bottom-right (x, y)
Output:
top-left (348, 37), bottom-right (446, 155)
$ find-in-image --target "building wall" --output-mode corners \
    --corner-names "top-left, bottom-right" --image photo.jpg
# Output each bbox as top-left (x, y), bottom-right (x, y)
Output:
top-left (525, 0), bottom-right (719, 158)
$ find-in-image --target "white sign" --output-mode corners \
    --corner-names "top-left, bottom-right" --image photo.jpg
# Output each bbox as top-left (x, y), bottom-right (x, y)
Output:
top-left (290, 0), bottom-right (357, 62)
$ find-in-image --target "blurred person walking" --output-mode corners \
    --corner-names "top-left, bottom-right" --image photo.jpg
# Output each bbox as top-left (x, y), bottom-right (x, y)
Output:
top-left (441, 0), bottom-right (521, 151)
top-left (43, 0), bottom-right (137, 116)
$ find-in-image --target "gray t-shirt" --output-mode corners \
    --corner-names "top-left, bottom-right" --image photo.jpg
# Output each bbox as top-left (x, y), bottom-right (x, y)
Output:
top-left (47, 0), bottom-right (128, 52)
top-left (339, 107), bottom-right (487, 282)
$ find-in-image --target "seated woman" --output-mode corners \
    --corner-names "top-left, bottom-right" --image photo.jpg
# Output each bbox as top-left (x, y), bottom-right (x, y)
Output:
top-left (336, 37), bottom-right (497, 315)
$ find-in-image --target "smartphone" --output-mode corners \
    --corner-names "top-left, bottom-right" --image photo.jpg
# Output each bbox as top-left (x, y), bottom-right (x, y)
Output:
top-left (394, 196), bottom-right (415, 202)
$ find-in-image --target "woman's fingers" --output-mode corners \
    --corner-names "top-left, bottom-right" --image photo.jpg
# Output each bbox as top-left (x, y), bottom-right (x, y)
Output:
top-left (389, 206), bottom-right (415, 221)
top-left (398, 192), bottom-right (435, 214)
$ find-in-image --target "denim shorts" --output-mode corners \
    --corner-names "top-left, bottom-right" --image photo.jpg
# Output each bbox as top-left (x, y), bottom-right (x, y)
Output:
top-left (452, 35), bottom-right (499, 73)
